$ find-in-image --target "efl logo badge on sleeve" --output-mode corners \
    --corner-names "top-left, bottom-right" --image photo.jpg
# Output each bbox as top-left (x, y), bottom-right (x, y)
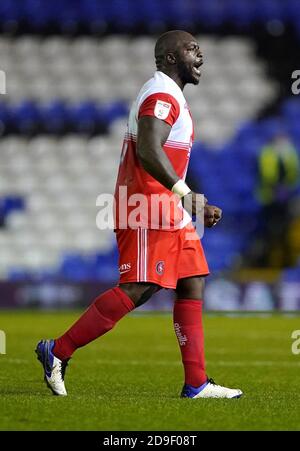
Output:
top-left (154, 100), bottom-right (171, 120)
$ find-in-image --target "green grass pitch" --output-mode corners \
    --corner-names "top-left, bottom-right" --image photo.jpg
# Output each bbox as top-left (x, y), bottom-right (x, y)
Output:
top-left (0, 311), bottom-right (300, 431)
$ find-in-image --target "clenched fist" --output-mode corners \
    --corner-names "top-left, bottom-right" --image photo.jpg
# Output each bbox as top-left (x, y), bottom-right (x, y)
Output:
top-left (204, 205), bottom-right (222, 227)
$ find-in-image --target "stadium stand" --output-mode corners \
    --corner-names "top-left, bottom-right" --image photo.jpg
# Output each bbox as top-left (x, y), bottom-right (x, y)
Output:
top-left (0, 0), bottom-right (299, 286)
top-left (0, 0), bottom-right (299, 38)
top-left (0, 36), bottom-right (275, 142)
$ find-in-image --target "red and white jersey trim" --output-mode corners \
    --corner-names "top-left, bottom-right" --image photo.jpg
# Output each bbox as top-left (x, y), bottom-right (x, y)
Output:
top-left (137, 228), bottom-right (148, 282)
top-left (124, 132), bottom-right (191, 151)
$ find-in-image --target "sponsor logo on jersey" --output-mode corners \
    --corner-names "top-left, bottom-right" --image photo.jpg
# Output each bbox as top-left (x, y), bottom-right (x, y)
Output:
top-left (119, 262), bottom-right (131, 274)
top-left (174, 323), bottom-right (187, 346)
top-left (155, 260), bottom-right (165, 275)
top-left (154, 100), bottom-right (171, 120)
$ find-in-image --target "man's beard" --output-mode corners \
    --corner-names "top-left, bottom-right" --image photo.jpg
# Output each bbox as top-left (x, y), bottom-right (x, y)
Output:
top-left (177, 60), bottom-right (199, 85)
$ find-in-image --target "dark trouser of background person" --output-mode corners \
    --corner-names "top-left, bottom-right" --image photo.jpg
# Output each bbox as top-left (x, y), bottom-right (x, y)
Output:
top-left (250, 200), bottom-right (293, 268)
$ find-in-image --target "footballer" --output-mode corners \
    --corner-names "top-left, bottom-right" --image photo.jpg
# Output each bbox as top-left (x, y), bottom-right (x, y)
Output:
top-left (36, 30), bottom-right (243, 399)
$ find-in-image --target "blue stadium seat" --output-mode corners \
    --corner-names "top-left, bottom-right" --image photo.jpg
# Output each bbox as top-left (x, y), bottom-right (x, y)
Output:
top-left (11, 100), bottom-right (41, 134)
top-left (160, 0), bottom-right (193, 28)
top-left (41, 100), bottom-right (70, 134)
top-left (100, 101), bottom-right (129, 124)
top-left (81, 0), bottom-right (109, 31)
top-left (193, 0), bottom-right (225, 28)
top-left (1, 195), bottom-right (25, 216)
top-left (0, 103), bottom-right (10, 134)
top-left (59, 251), bottom-right (118, 282)
top-left (0, 0), bottom-right (22, 24)
top-left (259, 118), bottom-right (285, 141)
top-left (253, 0), bottom-right (283, 22)
top-left (281, 98), bottom-right (300, 120)
top-left (0, 101), bottom-right (129, 135)
top-left (285, 0), bottom-right (300, 21)
top-left (59, 253), bottom-right (92, 281)
top-left (0, 0), bottom-right (299, 35)
top-left (7, 268), bottom-right (32, 281)
top-left (136, 0), bottom-right (165, 28)
top-left (69, 101), bottom-right (102, 134)
top-left (281, 266), bottom-right (300, 282)
top-left (226, 0), bottom-right (255, 28)
top-left (110, 0), bottom-right (138, 30)
top-left (23, 0), bottom-right (53, 30)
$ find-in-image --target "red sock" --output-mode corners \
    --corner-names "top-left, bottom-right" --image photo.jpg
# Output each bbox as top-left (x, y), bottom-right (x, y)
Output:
top-left (53, 287), bottom-right (135, 360)
top-left (173, 299), bottom-right (207, 387)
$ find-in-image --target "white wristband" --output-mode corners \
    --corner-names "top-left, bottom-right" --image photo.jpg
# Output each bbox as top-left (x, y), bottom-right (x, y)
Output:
top-left (171, 179), bottom-right (191, 198)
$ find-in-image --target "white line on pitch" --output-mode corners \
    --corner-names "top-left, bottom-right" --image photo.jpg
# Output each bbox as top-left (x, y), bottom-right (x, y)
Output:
top-left (94, 359), bottom-right (300, 367)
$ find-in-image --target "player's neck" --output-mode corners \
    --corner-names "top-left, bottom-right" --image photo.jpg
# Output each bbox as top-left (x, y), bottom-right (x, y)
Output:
top-left (159, 68), bottom-right (185, 91)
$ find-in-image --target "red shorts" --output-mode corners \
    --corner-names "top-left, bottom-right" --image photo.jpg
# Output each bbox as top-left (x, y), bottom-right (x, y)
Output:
top-left (116, 223), bottom-right (209, 289)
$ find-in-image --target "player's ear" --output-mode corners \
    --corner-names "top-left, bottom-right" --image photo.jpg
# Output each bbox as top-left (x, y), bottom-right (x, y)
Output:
top-left (166, 52), bottom-right (176, 65)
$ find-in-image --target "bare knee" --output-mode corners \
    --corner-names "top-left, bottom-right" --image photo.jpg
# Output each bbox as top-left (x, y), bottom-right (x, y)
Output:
top-left (119, 282), bottom-right (162, 307)
top-left (175, 276), bottom-right (205, 301)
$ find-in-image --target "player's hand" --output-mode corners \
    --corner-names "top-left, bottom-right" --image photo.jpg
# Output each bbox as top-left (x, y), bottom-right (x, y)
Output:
top-left (182, 191), bottom-right (207, 217)
top-left (204, 204), bottom-right (222, 227)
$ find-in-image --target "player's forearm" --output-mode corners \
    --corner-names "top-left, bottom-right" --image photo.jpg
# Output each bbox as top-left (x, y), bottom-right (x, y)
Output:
top-left (138, 144), bottom-right (180, 191)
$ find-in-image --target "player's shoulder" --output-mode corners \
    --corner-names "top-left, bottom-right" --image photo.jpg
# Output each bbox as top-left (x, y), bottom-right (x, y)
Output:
top-left (137, 71), bottom-right (184, 106)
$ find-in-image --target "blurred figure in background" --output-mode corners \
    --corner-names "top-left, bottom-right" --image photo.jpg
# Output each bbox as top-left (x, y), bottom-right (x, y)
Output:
top-left (253, 133), bottom-right (300, 268)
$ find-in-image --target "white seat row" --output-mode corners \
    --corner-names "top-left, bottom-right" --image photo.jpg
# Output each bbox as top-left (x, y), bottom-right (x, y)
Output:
top-left (0, 133), bottom-right (121, 276)
top-left (0, 35), bottom-right (276, 137)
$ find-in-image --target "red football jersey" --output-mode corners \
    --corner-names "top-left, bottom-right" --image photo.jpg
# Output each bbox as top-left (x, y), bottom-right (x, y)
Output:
top-left (114, 71), bottom-right (194, 230)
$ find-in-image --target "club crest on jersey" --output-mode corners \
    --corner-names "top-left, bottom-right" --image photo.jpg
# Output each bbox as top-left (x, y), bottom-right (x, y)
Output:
top-left (155, 260), bottom-right (165, 275)
top-left (154, 100), bottom-right (171, 120)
